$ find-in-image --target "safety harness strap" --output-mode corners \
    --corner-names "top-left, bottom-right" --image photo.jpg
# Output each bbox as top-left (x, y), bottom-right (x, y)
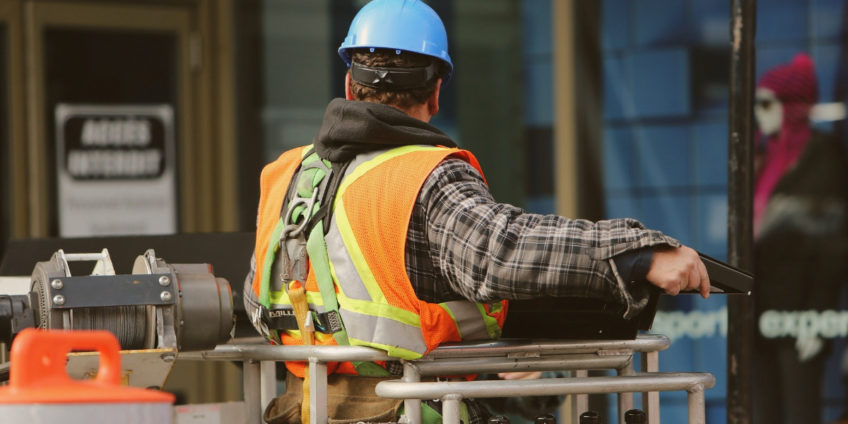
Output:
top-left (270, 149), bottom-right (390, 377)
top-left (306, 220), bottom-right (391, 377)
top-left (262, 308), bottom-right (343, 334)
top-left (305, 223), bottom-right (345, 340)
top-left (288, 281), bottom-right (313, 424)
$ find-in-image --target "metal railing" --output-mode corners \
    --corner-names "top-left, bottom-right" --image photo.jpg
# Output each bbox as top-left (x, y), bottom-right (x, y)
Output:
top-left (180, 334), bottom-right (715, 424)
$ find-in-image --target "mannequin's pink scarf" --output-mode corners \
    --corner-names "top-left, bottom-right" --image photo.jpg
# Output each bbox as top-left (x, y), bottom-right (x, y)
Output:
top-left (753, 54), bottom-right (817, 236)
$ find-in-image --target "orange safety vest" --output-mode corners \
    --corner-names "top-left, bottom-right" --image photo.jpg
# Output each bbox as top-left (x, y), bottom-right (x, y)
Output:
top-left (251, 145), bottom-right (507, 377)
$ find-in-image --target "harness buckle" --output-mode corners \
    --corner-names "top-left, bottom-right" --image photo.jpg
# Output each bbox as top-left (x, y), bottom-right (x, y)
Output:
top-left (283, 186), bottom-right (319, 238)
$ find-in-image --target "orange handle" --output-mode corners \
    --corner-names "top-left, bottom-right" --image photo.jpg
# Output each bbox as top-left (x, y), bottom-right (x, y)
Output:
top-left (9, 328), bottom-right (122, 388)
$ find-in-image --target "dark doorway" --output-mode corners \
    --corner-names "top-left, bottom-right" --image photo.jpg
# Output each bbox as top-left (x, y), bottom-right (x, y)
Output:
top-left (43, 28), bottom-right (178, 235)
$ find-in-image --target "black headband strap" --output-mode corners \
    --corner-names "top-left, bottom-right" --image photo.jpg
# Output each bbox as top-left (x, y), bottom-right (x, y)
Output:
top-left (350, 61), bottom-right (439, 90)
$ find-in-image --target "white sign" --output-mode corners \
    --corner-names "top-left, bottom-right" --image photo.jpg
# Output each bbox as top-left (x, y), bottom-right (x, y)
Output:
top-left (652, 306), bottom-right (728, 342)
top-left (759, 309), bottom-right (848, 340)
top-left (56, 104), bottom-right (177, 237)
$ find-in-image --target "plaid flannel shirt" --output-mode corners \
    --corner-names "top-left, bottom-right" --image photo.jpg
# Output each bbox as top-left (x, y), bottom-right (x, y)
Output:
top-left (405, 158), bottom-right (678, 314)
top-left (244, 156), bottom-right (679, 334)
top-left (243, 155), bottom-right (679, 424)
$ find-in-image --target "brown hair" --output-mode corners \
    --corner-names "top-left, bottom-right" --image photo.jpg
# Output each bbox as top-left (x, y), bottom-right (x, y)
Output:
top-left (349, 49), bottom-right (444, 109)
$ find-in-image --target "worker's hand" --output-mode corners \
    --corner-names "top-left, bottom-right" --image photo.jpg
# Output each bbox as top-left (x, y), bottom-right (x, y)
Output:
top-left (645, 246), bottom-right (710, 299)
top-left (497, 371), bottom-right (542, 380)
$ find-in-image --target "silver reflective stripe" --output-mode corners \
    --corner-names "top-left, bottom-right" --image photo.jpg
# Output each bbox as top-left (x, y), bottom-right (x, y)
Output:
top-left (323, 150), bottom-right (384, 302)
top-left (326, 219), bottom-right (371, 301)
top-left (339, 308), bottom-right (428, 355)
top-left (324, 151), bottom-right (383, 301)
top-left (441, 301), bottom-right (491, 340)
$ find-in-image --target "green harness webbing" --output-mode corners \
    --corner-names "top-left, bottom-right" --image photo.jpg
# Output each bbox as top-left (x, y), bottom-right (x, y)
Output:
top-left (280, 150), bottom-right (390, 377)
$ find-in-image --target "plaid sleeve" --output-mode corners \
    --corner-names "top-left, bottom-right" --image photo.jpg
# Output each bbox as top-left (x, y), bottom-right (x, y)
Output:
top-left (419, 158), bottom-right (679, 318)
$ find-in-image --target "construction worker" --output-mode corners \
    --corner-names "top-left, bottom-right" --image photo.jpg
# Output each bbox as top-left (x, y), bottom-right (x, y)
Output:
top-left (243, 1), bottom-right (710, 423)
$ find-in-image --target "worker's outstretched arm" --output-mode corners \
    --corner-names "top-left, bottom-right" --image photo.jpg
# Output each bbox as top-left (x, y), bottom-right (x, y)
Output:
top-left (419, 159), bottom-right (709, 318)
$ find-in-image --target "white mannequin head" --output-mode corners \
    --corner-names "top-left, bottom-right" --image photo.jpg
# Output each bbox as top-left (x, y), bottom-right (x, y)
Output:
top-left (754, 87), bottom-right (783, 136)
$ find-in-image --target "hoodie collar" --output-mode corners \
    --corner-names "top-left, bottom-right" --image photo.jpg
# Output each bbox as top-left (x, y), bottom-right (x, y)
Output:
top-left (314, 98), bottom-right (457, 162)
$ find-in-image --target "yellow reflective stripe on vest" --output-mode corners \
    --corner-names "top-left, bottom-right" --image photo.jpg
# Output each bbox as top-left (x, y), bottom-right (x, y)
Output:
top-left (268, 144), bottom-right (502, 359)
top-left (327, 145), bottom-right (504, 358)
top-left (335, 289), bottom-right (420, 327)
top-left (440, 301), bottom-right (491, 340)
top-left (347, 336), bottom-right (422, 360)
top-left (340, 308), bottom-right (427, 359)
top-left (326, 207), bottom-right (373, 302)
top-left (333, 145), bottom-right (444, 304)
top-left (332, 198), bottom-right (387, 303)
top-left (325, 146), bottom-right (449, 357)
top-left (478, 303), bottom-right (503, 339)
top-left (338, 145), bottom-right (443, 190)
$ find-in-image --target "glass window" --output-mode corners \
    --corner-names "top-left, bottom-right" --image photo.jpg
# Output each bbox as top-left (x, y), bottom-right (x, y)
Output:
top-left (753, 1), bottom-right (848, 422)
top-left (599, 1), bottom-right (848, 421)
top-left (522, 0), bottom-right (555, 214)
top-left (599, 1), bottom-right (732, 420)
top-left (253, 1), bottom-right (531, 206)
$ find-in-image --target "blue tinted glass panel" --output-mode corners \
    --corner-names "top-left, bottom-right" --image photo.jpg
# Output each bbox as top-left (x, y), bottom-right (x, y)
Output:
top-left (695, 192), bottom-right (728, 258)
top-left (811, 0), bottom-right (846, 40)
top-left (603, 126), bottom-right (638, 191)
top-left (693, 122), bottom-right (728, 187)
top-left (604, 54), bottom-right (630, 120)
top-left (602, 0), bottom-right (630, 51)
top-left (629, 49), bottom-right (691, 118)
top-left (633, 0), bottom-right (689, 47)
top-left (756, 0), bottom-right (808, 43)
top-left (522, 0), bottom-right (552, 57)
top-left (635, 124), bottom-right (692, 188)
top-left (638, 192), bottom-right (695, 246)
top-left (523, 61), bottom-right (553, 126)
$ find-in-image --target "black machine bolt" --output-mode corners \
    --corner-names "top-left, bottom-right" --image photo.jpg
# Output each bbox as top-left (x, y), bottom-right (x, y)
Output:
top-left (535, 413), bottom-right (556, 424)
top-left (579, 411), bottom-right (600, 424)
top-left (624, 409), bottom-right (646, 424)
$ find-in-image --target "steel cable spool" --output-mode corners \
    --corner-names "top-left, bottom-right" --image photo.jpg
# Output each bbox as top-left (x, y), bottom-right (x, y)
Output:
top-left (25, 248), bottom-right (233, 351)
top-left (29, 250), bottom-right (154, 349)
top-left (71, 306), bottom-right (148, 349)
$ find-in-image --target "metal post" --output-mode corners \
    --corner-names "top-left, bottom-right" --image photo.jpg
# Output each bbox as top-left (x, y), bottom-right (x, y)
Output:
top-left (402, 362), bottom-right (422, 424)
top-left (260, 361), bottom-right (277, 416)
top-left (572, 370), bottom-right (589, 422)
top-left (617, 360), bottom-right (635, 423)
top-left (641, 351), bottom-right (660, 424)
top-left (688, 386), bottom-right (706, 424)
top-left (243, 359), bottom-right (263, 424)
top-left (309, 357), bottom-right (328, 424)
top-left (727, 0), bottom-right (756, 423)
top-left (441, 394), bottom-right (463, 424)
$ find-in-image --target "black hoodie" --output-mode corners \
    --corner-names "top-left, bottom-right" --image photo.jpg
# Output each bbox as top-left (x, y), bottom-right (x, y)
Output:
top-left (314, 98), bottom-right (456, 162)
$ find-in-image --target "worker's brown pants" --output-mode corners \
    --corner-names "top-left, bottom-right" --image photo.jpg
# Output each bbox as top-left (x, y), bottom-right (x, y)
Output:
top-left (264, 371), bottom-right (402, 424)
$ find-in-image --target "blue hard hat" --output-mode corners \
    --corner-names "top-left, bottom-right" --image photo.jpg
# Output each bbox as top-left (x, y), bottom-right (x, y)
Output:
top-left (338, 0), bottom-right (453, 84)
